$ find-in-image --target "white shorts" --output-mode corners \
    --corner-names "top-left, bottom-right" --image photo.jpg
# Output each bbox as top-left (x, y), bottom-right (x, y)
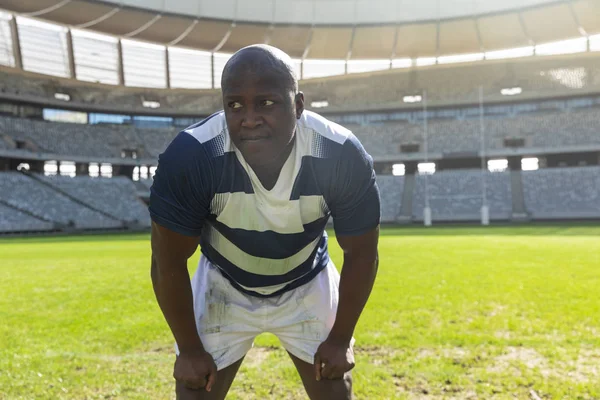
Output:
top-left (180, 256), bottom-right (344, 370)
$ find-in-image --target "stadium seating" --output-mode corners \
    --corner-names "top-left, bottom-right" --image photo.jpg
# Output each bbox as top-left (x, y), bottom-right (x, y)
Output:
top-left (0, 172), bottom-right (121, 229)
top-left (138, 128), bottom-right (179, 158)
top-left (38, 174), bottom-right (151, 227)
top-left (136, 179), bottom-right (153, 191)
top-left (0, 202), bottom-right (54, 232)
top-left (411, 170), bottom-right (512, 221)
top-left (351, 107), bottom-right (600, 156)
top-left (522, 166), bottom-right (600, 219)
top-left (0, 165), bottom-right (599, 232)
top-left (0, 115), bottom-right (179, 159)
top-left (377, 176), bottom-right (404, 222)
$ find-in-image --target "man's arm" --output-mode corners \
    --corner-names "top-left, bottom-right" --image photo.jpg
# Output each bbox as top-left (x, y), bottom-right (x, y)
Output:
top-left (330, 226), bottom-right (379, 342)
top-left (150, 221), bottom-right (217, 391)
top-left (314, 226), bottom-right (379, 380)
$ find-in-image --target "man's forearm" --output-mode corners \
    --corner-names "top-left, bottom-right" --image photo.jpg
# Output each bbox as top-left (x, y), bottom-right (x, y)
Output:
top-left (328, 255), bottom-right (378, 343)
top-left (151, 256), bottom-right (204, 353)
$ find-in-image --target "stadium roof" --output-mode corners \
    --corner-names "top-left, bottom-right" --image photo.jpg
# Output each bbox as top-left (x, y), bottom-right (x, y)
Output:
top-left (1, 0), bottom-right (599, 59)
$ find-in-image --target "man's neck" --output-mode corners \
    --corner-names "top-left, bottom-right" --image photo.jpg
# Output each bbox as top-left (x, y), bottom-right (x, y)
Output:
top-left (247, 138), bottom-right (295, 191)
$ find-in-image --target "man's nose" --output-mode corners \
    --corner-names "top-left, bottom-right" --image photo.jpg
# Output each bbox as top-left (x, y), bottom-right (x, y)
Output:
top-left (241, 107), bottom-right (263, 129)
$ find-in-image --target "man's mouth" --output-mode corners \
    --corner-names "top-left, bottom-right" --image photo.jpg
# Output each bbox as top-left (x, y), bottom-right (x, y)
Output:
top-left (241, 135), bottom-right (269, 142)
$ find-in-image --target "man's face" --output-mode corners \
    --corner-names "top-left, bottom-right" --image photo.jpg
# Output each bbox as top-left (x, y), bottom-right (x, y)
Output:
top-left (222, 70), bottom-right (303, 167)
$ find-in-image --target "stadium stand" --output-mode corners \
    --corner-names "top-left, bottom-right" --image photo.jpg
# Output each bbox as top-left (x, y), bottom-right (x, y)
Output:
top-left (136, 179), bottom-right (154, 191)
top-left (0, 202), bottom-right (54, 233)
top-left (1, 47), bottom-right (599, 233)
top-left (4, 104), bottom-right (595, 162)
top-left (37, 175), bottom-right (151, 227)
top-left (377, 176), bottom-right (404, 223)
top-left (350, 106), bottom-right (600, 156)
top-left (0, 67), bottom-right (222, 115)
top-left (412, 170), bottom-right (512, 221)
top-left (0, 115), bottom-right (178, 159)
top-left (139, 128), bottom-right (179, 158)
top-left (522, 166), bottom-right (600, 219)
top-left (304, 54), bottom-right (600, 111)
top-left (0, 172), bottom-right (121, 229)
top-left (2, 53), bottom-right (600, 114)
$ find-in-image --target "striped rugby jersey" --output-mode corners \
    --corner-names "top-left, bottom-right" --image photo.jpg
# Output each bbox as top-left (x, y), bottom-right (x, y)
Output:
top-left (149, 110), bottom-right (380, 297)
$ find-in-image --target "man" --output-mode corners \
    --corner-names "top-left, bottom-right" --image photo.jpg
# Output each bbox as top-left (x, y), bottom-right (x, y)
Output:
top-left (149, 44), bottom-right (380, 400)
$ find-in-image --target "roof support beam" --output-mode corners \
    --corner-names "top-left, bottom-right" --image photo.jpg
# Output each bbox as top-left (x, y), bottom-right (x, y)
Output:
top-left (435, 19), bottom-right (440, 64)
top-left (567, 0), bottom-right (590, 51)
top-left (389, 25), bottom-right (399, 69)
top-left (66, 29), bottom-right (76, 79)
top-left (300, 27), bottom-right (314, 80)
top-left (165, 48), bottom-right (171, 88)
top-left (123, 14), bottom-right (162, 38)
top-left (167, 19), bottom-right (198, 47)
top-left (345, 26), bottom-right (356, 74)
top-left (301, 27), bottom-right (314, 61)
top-left (474, 18), bottom-right (485, 58)
top-left (264, 0), bottom-right (276, 45)
top-left (75, 7), bottom-right (121, 30)
top-left (518, 11), bottom-right (536, 54)
top-left (212, 22), bottom-right (235, 53)
top-left (9, 16), bottom-right (22, 70)
top-left (117, 39), bottom-right (125, 86)
top-left (567, 0), bottom-right (587, 36)
top-left (264, 24), bottom-right (274, 45)
top-left (22, 0), bottom-right (72, 18)
top-left (211, 53), bottom-right (215, 89)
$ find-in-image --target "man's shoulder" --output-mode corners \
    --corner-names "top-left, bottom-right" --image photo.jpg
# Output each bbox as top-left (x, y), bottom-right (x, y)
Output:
top-left (299, 111), bottom-right (369, 163)
top-left (181, 111), bottom-right (227, 147)
top-left (161, 111), bottom-right (229, 163)
top-left (299, 110), bottom-right (354, 146)
top-left (158, 112), bottom-right (229, 172)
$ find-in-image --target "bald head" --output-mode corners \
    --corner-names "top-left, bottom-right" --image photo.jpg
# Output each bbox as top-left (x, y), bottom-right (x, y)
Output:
top-left (221, 44), bottom-right (298, 93)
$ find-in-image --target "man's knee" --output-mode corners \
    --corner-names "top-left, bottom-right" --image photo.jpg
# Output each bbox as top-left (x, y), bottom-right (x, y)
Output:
top-left (176, 381), bottom-right (220, 400)
top-left (339, 372), bottom-right (353, 400)
top-left (320, 372), bottom-right (352, 400)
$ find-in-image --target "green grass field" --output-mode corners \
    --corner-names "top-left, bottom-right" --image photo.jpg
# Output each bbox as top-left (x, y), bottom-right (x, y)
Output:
top-left (1, 225), bottom-right (600, 399)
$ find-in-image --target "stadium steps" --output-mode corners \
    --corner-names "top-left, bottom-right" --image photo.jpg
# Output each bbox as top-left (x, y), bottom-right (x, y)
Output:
top-left (23, 172), bottom-right (125, 225)
top-left (0, 197), bottom-right (60, 229)
top-left (133, 179), bottom-right (151, 199)
top-left (510, 170), bottom-right (530, 221)
top-left (398, 174), bottom-right (415, 222)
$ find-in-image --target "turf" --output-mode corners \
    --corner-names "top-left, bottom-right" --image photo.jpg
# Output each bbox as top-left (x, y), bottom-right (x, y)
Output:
top-left (1, 225), bottom-right (599, 399)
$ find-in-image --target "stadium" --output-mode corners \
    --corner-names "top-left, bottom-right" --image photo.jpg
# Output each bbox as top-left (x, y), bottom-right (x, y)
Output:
top-left (1, 0), bottom-right (599, 398)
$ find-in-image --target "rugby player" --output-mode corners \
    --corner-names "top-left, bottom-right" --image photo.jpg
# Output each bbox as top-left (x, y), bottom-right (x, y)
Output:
top-left (149, 44), bottom-right (380, 399)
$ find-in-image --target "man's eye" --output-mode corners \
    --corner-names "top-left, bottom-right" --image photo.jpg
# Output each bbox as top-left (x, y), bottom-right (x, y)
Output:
top-left (261, 100), bottom-right (275, 107)
top-left (229, 102), bottom-right (242, 109)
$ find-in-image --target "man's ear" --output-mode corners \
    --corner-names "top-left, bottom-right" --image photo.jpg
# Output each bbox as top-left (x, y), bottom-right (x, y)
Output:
top-left (295, 92), bottom-right (305, 119)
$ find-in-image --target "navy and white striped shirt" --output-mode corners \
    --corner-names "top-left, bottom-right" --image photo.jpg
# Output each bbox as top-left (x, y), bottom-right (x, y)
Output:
top-left (149, 110), bottom-right (380, 297)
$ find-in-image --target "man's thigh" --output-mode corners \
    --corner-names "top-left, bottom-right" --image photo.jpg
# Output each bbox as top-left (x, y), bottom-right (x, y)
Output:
top-left (184, 257), bottom-right (260, 369)
top-left (288, 352), bottom-right (352, 400)
top-left (270, 260), bottom-right (344, 365)
top-left (176, 357), bottom-right (244, 400)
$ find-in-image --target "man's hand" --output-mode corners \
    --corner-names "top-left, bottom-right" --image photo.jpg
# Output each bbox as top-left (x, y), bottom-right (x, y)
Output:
top-left (174, 350), bottom-right (218, 391)
top-left (314, 337), bottom-right (355, 381)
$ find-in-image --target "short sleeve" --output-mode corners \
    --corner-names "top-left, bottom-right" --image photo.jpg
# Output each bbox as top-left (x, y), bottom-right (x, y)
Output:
top-left (149, 132), bottom-right (213, 237)
top-left (329, 134), bottom-right (381, 236)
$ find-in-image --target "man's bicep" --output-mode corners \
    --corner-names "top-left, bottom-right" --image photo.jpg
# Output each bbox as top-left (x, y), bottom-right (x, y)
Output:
top-left (151, 221), bottom-right (199, 263)
top-left (329, 135), bottom-right (381, 236)
top-left (331, 181), bottom-right (380, 236)
top-left (336, 226), bottom-right (379, 261)
top-left (148, 131), bottom-right (212, 237)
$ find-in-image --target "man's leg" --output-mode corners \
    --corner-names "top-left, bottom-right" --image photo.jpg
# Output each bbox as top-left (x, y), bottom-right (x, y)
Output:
top-left (176, 357), bottom-right (245, 400)
top-left (177, 257), bottom-right (259, 399)
top-left (288, 352), bottom-right (352, 400)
